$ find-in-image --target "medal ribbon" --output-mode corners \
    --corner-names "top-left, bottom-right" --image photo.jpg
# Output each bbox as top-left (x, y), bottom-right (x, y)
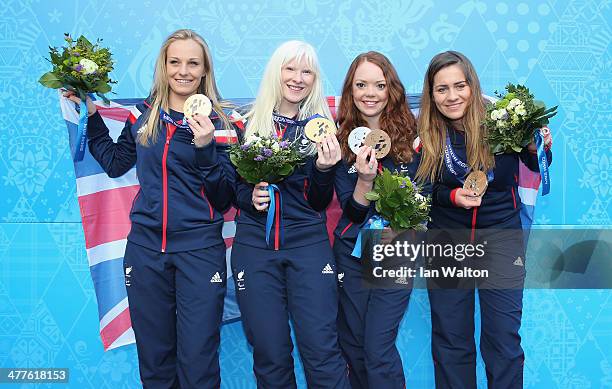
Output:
top-left (272, 113), bottom-right (322, 128)
top-left (351, 215), bottom-right (389, 259)
top-left (265, 184), bottom-right (284, 247)
top-left (444, 133), bottom-right (494, 184)
top-left (159, 109), bottom-right (190, 130)
top-left (535, 130), bottom-right (551, 196)
top-left (73, 99), bottom-right (89, 161)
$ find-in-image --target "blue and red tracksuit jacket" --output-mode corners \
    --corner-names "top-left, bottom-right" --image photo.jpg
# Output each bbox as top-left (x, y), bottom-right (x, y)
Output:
top-left (333, 149), bottom-right (429, 255)
top-left (430, 127), bottom-right (553, 233)
top-left (230, 124), bottom-right (337, 250)
top-left (87, 103), bottom-right (236, 253)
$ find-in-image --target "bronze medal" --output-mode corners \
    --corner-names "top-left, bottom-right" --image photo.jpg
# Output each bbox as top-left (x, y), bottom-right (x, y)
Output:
top-left (463, 170), bottom-right (488, 197)
top-left (364, 129), bottom-right (391, 159)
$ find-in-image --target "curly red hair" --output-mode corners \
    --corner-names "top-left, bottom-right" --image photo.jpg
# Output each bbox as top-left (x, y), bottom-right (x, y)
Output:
top-left (336, 51), bottom-right (417, 165)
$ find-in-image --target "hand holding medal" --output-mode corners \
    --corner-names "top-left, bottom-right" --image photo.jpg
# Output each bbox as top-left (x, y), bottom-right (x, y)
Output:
top-left (348, 126), bottom-right (392, 179)
top-left (183, 94), bottom-right (215, 148)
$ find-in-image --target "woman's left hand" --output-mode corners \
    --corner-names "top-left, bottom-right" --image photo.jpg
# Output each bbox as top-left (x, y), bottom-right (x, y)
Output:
top-left (527, 128), bottom-right (552, 153)
top-left (188, 113), bottom-right (215, 148)
top-left (315, 134), bottom-right (341, 171)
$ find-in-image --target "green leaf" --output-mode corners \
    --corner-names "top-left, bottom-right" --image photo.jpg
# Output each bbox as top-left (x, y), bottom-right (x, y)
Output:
top-left (95, 81), bottom-right (112, 94)
top-left (77, 35), bottom-right (94, 50)
top-left (278, 164), bottom-right (293, 176)
top-left (364, 191), bottom-right (380, 201)
top-left (39, 72), bottom-right (63, 89)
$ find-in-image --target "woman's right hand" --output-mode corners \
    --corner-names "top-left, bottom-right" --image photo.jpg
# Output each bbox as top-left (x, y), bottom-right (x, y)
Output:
top-left (252, 181), bottom-right (270, 211)
top-left (355, 146), bottom-right (377, 183)
top-left (62, 89), bottom-right (97, 116)
top-left (453, 188), bottom-right (482, 209)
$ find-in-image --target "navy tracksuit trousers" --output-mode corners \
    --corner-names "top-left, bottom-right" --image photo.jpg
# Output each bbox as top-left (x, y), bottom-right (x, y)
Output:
top-left (427, 228), bottom-right (526, 389)
top-left (336, 254), bottom-right (411, 389)
top-left (231, 241), bottom-right (350, 389)
top-left (124, 242), bottom-right (226, 389)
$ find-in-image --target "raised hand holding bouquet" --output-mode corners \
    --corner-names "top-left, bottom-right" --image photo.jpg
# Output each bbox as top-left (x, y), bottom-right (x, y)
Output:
top-left (485, 83), bottom-right (556, 194)
top-left (39, 34), bottom-right (116, 161)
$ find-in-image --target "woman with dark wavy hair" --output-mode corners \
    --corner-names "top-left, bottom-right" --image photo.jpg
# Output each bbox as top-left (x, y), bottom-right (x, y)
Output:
top-left (333, 51), bottom-right (423, 389)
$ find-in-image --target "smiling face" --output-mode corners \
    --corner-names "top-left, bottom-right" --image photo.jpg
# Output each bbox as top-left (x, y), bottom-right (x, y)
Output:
top-left (432, 64), bottom-right (472, 123)
top-left (279, 57), bottom-right (315, 113)
top-left (165, 39), bottom-right (206, 107)
top-left (352, 60), bottom-right (388, 128)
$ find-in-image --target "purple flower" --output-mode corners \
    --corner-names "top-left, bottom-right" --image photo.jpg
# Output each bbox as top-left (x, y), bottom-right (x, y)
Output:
top-left (263, 148), bottom-right (273, 157)
top-left (73, 52), bottom-right (80, 57)
top-left (240, 144), bottom-right (250, 151)
top-left (74, 64), bottom-right (83, 72)
top-left (279, 140), bottom-right (289, 149)
top-left (254, 155), bottom-right (265, 162)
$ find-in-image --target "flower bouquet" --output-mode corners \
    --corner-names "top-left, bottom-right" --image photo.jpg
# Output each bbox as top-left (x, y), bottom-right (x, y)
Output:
top-left (229, 134), bottom-right (304, 184)
top-left (364, 168), bottom-right (430, 231)
top-left (39, 34), bottom-right (116, 103)
top-left (485, 83), bottom-right (557, 154)
top-left (39, 34), bottom-right (116, 161)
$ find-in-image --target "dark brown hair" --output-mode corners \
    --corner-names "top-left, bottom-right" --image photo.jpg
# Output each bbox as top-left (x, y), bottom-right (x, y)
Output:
top-left (415, 50), bottom-right (494, 183)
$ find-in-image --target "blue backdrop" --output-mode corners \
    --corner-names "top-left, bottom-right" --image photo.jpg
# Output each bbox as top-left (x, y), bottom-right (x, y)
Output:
top-left (1, 0), bottom-right (611, 387)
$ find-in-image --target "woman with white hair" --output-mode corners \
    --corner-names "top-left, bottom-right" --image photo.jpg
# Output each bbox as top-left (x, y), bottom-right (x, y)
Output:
top-left (230, 40), bottom-right (350, 389)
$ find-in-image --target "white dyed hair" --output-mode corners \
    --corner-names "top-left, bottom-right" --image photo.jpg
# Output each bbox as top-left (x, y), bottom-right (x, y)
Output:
top-left (244, 40), bottom-right (332, 149)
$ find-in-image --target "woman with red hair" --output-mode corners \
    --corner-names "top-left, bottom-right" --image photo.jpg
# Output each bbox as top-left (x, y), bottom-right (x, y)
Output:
top-left (333, 51), bottom-right (423, 389)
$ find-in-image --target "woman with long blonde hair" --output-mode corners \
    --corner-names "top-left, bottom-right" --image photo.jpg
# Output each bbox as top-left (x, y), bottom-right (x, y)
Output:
top-left (64, 29), bottom-right (236, 388)
top-left (416, 51), bottom-right (552, 389)
top-left (230, 40), bottom-right (350, 389)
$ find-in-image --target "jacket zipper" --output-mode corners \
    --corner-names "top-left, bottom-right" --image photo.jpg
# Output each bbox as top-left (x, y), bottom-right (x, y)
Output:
top-left (340, 222), bottom-right (353, 237)
top-left (161, 123), bottom-right (176, 253)
top-left (470, 207), bottom-right (478, 243)
top-left (274, 191), bottom-right (280, 251)
top-left (201, 187), bottom-right (214, 220)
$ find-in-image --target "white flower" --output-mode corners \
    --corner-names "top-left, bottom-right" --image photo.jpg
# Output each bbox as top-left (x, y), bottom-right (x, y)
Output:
top-left (515, 105), bottom-right (527, 116)
top-left (491, 110), bottom-right (500, 120)
top-left (245, 134), bottom-right (261, 144)
top-left (415, 193), bottom-right (426, 202)
top-left (271, 142), bottom-right (280, 151)
top-left (507, 98), bottom-right (522, 109)
top-left (79, 58), bottom-right (99, 75)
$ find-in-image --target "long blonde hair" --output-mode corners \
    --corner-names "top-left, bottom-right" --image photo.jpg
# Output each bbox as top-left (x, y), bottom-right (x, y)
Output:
top-left (137, 29), bottom-right (232, 145)
top-left (244, 40), bottom-right (331, 155)
top-left (415, 51), bottom-right (494, 183)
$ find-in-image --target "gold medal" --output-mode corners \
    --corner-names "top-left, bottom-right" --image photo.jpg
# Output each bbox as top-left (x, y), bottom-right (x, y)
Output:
top-left (183, 94), bottom-right (212, 120)
top-left (364, 129), bottom-right (391, 159)
top-left (304, 117), bottom-right (337, 142)
top-left (463, 170), bottom-right (488, 197)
